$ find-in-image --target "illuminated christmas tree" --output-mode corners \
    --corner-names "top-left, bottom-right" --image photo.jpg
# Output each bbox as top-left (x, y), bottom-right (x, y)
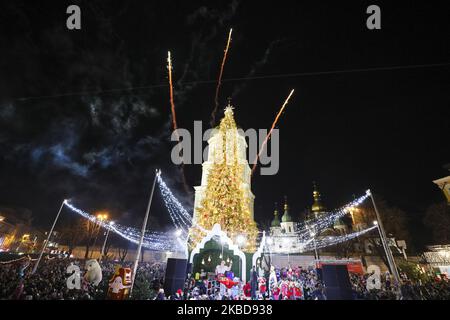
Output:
top-left (191, 104), bottom-right (258, 251)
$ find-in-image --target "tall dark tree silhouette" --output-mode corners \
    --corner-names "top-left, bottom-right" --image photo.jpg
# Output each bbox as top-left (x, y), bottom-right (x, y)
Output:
top-left (59, 219), bottom-right (85, 255)
top-left (424, 202), bottom-right (450, 244)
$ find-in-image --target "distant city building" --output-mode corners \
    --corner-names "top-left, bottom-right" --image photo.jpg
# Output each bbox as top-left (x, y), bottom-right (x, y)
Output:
top-left (267, 184), bottom-right (346, 254)
top-left (268, 198), bottom-right (302, 253)
top-left (423, 245), bottom-right (450, 277)
top-left (0, 207), bottom-right (43, 252)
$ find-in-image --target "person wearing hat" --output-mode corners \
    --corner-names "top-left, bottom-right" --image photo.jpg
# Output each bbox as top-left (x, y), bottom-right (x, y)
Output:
top-left (172, 289), bottom-right (183, 300)
top-left (155, 288), bottom-right (165, 300)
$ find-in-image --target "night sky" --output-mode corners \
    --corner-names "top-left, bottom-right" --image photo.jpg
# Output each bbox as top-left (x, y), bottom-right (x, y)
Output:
top-left (0, 1), bottom-right (449, 248)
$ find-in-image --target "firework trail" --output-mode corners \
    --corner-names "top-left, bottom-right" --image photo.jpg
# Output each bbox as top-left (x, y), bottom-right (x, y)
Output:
top-left (210, 28), bottom-right (233, 127)
top-left (167, 51), bottom-right (191, 197)
top-left (252, 89), bottom-right (295, 174)
top-left (167, 51), bottom-right (178, 131)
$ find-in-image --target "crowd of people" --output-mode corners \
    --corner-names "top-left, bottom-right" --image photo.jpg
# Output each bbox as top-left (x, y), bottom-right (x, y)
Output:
top-left (0, 255), bottom-right (449, 300)
top-left (160, 264), bottom-right (450, 300)
top-left (173, 265), bottom-right (326, 300)
top-left (0, 255), bottom-right (166, 300)
top-left (349, 268), bottom-right (450, 300)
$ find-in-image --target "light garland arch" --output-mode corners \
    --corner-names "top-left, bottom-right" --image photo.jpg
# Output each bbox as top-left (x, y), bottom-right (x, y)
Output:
top-left (188, 224), bottom-right (247, 283)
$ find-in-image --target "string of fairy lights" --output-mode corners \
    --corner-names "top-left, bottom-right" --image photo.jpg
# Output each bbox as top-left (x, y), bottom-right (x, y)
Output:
top-left (295, 191), bottom-right (371, 238)
top-left (63, 172), bottom-right (374, 254)
top-left (155, 173), bottom-right (211, 248)
top-left (264, 225), bottom-right (377, 254)
top-left (303, 225), bottom-right (378, 251)
top-left (156, 173), bottom-right (192, 236)
top-left (64, 201), bottom-right (182, 252)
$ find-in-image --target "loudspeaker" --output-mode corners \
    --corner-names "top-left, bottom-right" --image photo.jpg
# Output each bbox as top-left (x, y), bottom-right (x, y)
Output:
top-left (321, 264), bottom-right (354, 300)
top-left (164, 258), bottom-right (187, 296)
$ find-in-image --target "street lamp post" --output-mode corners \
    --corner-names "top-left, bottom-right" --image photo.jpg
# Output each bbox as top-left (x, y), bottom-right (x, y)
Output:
top-left (32, 199), bottom-right (66, 274)
top-left (283, 238), bottom-right (290, 266)
top-left (312, 234), bottom-right (319, 268)
top-left (307, 224), bottom-right (320, 267)
top-left (90, 213), bottom-right (107, 259)
top-left (314, 238), bottom-right (318, 258)
top-left (368, 190), bottom-right (401, 284)
top-left (130, 169), bottom-right (159, 296)
top-left (100, 221), bottom-right (114, 261)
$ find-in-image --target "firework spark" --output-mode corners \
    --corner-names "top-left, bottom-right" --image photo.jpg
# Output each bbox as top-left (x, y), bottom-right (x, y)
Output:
top-left (252, 89), bottom-right (295, 174)
top-left (211, 28), bottom-right (233, 127)
top-left (167, 51), bottom-right (191, 197)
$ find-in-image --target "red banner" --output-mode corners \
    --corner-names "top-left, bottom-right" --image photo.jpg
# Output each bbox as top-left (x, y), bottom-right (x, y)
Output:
top-left (317, 260), bottom-right (364, 275)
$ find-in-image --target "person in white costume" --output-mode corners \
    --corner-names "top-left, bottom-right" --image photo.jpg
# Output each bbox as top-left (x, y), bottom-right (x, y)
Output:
top-left (216, 260), bottom-right (233, 295)
top-left (215, 260), bottom-right (233, 276)
top-left (269, 265), bottom-right (278, 294)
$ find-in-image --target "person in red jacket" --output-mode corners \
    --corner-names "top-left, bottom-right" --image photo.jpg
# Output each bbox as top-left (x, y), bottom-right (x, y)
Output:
top-left (286, 281), bottom-right (294, 300)
top-left (243, 281), bottom-right (252, 298)
top-left (272, 284), bottom-right (280, 300)
top-left (258, 277), bottom-right (267, 296)
top-left (293, 282), bottom-right (303, 300)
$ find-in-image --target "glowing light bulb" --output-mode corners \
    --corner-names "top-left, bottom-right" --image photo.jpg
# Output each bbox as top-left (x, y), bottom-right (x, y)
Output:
top-left (236, 235), bottom-right (246, 246)
top-left (174, 229), bottom-right (182, 237)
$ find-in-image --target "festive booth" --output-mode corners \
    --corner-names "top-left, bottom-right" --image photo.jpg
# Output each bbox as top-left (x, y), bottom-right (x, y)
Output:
top-left (189, 224), bottom-right (248, 283)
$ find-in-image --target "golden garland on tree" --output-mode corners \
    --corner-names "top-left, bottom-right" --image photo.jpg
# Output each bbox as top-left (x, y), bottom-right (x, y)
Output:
top-left (190, 106), bottom-right (258, 252)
